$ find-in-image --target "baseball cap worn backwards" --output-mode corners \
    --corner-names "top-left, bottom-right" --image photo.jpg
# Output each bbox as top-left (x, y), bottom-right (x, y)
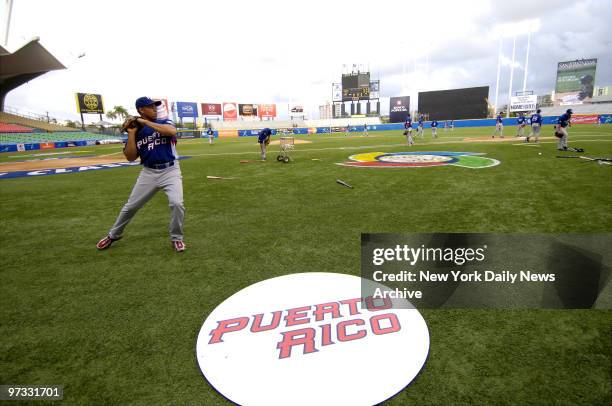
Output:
top-left (135, 97), bottom-right (162, 109)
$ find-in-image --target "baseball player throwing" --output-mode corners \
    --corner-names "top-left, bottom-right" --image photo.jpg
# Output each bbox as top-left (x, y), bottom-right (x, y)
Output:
top-left (97, 96), bottom-right (186, 252)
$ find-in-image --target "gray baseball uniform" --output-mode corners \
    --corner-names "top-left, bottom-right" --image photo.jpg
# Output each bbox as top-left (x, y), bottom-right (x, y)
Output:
top-left (108, 118), bottom-right (184, 241)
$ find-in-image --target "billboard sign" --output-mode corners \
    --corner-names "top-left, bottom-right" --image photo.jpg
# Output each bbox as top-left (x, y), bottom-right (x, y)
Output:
top-left (370, 81), bottom-right (380, 99)
top-left (75, 93), bottom-right (104, 114)
top-left (153, 98), bottom-right (169, 119)
top-left (258, 104), bottom-right (277, 118)
top-left (510, 95), bottom-right (538, 112)
top-left (201, 103), bottom-right (222, 116)
top-left (332, 83), bottom-right (342, 102)
top-left (289, 105), bottom-right (304, 116)
top-left (554, 59), bottom-right (597, 105)
top-left (176, 102), bottom-right (198, 118)
top-left (223, 102), bottom-right (238, 121)
top-left (239, 104), bottom-right (258, 117)
top-left (389, 96), bottom-right (410, 123)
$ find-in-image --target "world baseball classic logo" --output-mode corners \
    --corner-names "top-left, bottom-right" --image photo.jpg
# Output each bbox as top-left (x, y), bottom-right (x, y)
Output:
top-left (337, 151), bottom-right (500, 168)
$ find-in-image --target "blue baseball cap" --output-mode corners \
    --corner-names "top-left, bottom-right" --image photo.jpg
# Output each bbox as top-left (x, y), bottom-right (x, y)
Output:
top-left (135, 97), bottom-right (162, 109)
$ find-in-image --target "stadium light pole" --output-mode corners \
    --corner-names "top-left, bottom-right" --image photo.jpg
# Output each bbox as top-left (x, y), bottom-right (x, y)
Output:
top-left (3, 0), bottom-right (14, 46)
top-left (494, 38), bottom-right (502, 115)
top-left (522, 30), bottom-right (530, 93)
top-left (506, 34), bottom-right (516, 118)
top-left (522, 19), bottom-right (540, 93)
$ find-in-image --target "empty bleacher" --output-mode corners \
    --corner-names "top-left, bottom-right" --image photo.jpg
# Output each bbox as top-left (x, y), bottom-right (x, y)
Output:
top-left (210, 119), bottom-right (305, 130)
top-left (0, 122), bottom-right (33, 133)
top-left (209, 117), bottom-right (381, 130)
top-left (305, 117), bottom-right (382, 128)
top-left (539, 103), bottom-right (612, 116)
top-left (0, 132), bottom-right (123, 145)
top-left (0, 111), bottom-right (81, 132)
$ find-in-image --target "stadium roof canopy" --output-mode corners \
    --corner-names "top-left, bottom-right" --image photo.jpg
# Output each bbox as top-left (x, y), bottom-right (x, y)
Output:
top-left (0, 38), bottom-right (66, 111)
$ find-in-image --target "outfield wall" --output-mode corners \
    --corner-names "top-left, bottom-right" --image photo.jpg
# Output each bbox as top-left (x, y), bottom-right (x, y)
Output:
top-left (1, 114), bottom-right (610, 153)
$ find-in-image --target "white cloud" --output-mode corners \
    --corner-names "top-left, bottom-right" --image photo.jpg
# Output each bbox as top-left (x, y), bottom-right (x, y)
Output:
top-left (3, 0), bottom-right (611, 122)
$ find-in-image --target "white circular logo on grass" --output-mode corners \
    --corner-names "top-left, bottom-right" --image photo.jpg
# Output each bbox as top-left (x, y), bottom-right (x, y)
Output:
top-left (378, 154), bottom-right (454, 164)
top-left (196, 273), bottom-right (429, 405)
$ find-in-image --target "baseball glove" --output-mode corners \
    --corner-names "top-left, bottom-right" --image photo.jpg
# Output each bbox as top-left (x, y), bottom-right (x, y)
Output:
top-left (265, 136), bottom-right (271, 145)
top-left (554, 131), bottom-right (563, 138)
top-left (121, 116), bottom-right (140, 132)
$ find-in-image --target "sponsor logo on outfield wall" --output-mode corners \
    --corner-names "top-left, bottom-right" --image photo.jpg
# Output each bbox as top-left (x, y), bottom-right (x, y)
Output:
top-left (337, 151), bottom-right (500, 168)
top-left (0, 157), bottom-right (191, 179)
top-left (196, 273), bottom-right (429, 406)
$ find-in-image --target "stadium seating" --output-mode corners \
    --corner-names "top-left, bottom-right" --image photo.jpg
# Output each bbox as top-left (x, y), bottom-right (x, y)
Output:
top-left (209, 117), bottom-right (382, 131)
top-left (0, 111), bottom-right (81, 132)
top-left (539, 103), bottom-right (612, 116)
top-left (305, 117), bottom-right (382, 127)
top-left (0, 132), bottom-right (123, 145)
top-left (0, 122), bottom-right (33, 133)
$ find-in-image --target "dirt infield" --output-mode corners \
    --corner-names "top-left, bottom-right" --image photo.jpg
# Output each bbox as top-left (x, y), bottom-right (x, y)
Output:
top-left (268, 139), bottom-right (312, 145)
top-left (0, 155), bottom-right (129, 172)
top-left (462, 136), bottom-right (558, 143)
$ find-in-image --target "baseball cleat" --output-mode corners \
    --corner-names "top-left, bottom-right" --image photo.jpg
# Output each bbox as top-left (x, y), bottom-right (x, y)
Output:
top-left (96, 235), bottom-right (122, 250)
top-left (172, 240), bottom-right (186, 252)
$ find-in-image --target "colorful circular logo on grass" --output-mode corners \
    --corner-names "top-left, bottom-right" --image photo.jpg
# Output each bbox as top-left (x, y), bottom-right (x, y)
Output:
top-left (337, 151), bottom-right (500, 168)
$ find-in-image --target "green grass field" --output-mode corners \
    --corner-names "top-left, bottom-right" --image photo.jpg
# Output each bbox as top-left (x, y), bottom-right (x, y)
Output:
top-left (1, 125), bottom-right (611, 404)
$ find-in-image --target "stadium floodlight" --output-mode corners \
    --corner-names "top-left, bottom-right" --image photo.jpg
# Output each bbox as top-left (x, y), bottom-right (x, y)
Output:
top-left (492, 19), bottom-right (541, 115)
top-left (3, 0), bottom-right (14, 46)
top-left (522, 19), bottom-right (541, 93)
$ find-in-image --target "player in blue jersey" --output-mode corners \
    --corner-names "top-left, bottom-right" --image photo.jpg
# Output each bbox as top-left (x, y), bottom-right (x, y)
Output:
top-left (363, 123), bottom-right (368, 136)
top-left (555, 109), bottom-right (573, 151)
top-left (404, 114), bottom-right (414, 145)
top-left (431, 119), bottom-right (438, 138)
top-left (97, 97), bottom-right (185, 252)
top-left (449, 119), bottom-right (454, 131)
top-left (527, 109), bottom-right (542, 143)
top-left (493, 113), bottom-right (504, 138)
top-left (516, 113), bottom-right (526, 137)
top-left (207, 127), bottom-right (214, 145)
top-left (417, 114), bottom-right (425, 138)
top-left (258, 127), bottom-right (272, 160)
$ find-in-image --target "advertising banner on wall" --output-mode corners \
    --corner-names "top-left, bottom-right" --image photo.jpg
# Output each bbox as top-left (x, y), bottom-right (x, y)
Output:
top-left (223, 102), bottom-right (238, 121)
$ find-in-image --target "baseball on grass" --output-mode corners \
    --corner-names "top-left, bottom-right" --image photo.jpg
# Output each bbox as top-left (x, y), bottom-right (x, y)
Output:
top-left (538, 152), bottom-right (542, 156)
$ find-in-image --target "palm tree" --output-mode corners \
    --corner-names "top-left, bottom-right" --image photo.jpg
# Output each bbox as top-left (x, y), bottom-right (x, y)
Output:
top-left (106, 105), bottom-right (130, 122)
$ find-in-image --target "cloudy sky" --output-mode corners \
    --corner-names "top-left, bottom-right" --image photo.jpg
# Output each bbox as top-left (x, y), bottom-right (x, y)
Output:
top-left (3, 0), bottom-right (612, 122)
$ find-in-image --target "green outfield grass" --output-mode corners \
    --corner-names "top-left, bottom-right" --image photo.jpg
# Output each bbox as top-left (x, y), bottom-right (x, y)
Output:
top-left (1, 125), bottom-right (611, 404)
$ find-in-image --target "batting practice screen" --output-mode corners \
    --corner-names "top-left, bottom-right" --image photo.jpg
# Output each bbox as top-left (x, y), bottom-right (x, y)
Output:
top-left (418, 86), bottom-right (489, 120)
top-left (342, 72), bottom-right (370, 101)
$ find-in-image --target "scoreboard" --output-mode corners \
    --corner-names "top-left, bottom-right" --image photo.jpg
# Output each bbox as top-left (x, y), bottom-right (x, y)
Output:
top-left (418, 86), bottom-right (489, 120)
top-left (342, 72), bottom-right (370, 101)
